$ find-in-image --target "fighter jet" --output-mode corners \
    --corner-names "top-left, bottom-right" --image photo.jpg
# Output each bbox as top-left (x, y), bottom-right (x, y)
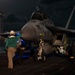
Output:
top-left (0, 7), bottom-right (75, 60)
top-left (20, 7), bottom-right (75, 57)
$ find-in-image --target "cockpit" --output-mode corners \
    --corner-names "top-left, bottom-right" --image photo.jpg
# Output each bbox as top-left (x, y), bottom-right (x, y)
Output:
top-left (30, 7), bottom-right (48, 21)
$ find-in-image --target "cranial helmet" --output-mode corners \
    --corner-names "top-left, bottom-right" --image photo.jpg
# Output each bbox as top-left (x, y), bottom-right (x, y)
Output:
top-left (10, 30), bottom-right (15, 35)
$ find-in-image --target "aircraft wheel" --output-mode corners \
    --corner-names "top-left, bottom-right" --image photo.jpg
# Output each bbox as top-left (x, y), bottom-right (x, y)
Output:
top-left (33, 50), bottom-right (38, 62)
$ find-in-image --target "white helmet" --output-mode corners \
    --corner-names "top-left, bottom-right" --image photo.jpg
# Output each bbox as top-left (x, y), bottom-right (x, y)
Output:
top-left (10, 30), bottom-right (15, 35)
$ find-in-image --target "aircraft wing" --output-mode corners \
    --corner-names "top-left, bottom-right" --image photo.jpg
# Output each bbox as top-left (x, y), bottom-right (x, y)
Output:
top-left (46, 26), bottom-right (75, 37)
top-left (0, 32), bottom-right (9, 37)
top-left (0, 31), bottom-right (20, 38)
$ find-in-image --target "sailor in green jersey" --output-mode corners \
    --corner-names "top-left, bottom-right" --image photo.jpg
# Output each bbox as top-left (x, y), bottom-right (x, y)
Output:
top-left (5, 30), bottom-right (21, 70)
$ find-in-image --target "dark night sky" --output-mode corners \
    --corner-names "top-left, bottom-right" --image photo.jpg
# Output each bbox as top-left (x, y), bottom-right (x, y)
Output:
top-left (0, 0), bottom-right (38, 19)
top-left (39, 0), bottom-right (75, 29)
top-left (0, 0), bottom-right (75, 31)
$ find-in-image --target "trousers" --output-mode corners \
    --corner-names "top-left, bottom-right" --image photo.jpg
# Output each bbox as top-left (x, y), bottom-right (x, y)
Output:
top-left (7, 47), bottom-right (16, 69)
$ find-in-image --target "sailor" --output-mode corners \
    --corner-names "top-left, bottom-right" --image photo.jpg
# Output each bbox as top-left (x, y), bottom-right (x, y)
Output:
top-left (57, 46), bottom-right (66, 54)
top-left (5, 30), bottom-right (21, 70)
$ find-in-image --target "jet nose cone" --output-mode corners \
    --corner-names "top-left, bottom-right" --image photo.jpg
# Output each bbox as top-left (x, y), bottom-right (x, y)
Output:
top-left (21, 26), bottom-right (36, 41)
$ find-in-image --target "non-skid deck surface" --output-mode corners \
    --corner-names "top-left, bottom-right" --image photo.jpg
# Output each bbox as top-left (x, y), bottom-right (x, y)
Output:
top-left (0, 53), bottom-right (75, 75)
